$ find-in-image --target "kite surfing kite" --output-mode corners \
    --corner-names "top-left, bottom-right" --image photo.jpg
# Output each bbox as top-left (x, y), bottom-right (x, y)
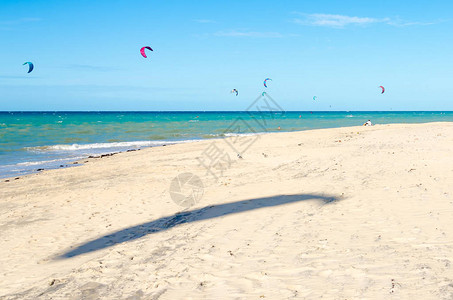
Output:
top-left (262, 92), bottom-right (267, 97)
top-left (263, 78), bottom-right (272, 88)
top-left (231, 89), bottom-right (238, 96)
top-left (313, 96), bottom-right (318, 101)
top-left (379, 86), bottom-right (385, 94)
top-left (140, 46), bottom-right (153, 58)
top-left (23, 62), bottom-right (34, 73)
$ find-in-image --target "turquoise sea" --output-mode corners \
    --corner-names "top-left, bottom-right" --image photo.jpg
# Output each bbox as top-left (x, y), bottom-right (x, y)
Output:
top-left (1, 111), bottom-right (452, 179)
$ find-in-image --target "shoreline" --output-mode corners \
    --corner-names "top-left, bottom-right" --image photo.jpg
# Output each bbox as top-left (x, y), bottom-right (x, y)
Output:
top-left (2, 111), bottom-right (453, 180)
top-left (2, 121), bottom-right (452, 182)
top-left (2, 110), bottom-right (453, 180)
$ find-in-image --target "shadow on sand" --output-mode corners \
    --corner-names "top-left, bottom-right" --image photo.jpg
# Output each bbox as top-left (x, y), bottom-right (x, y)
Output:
top-left (58, 193), bottom-right (340, 259)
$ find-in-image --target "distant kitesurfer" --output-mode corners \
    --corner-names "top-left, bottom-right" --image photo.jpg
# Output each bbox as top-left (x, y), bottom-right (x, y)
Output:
top-left (363, 120), bottom-right (373, 126)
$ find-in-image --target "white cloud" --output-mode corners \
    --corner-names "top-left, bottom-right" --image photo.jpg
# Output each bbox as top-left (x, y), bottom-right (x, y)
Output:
top-left (0, 17), bottom-right (41, 30)
top-left (293, 13), bottom-right (386, 28)
top-left (292, 13), bottom-right (437, 28)
top-left (214, 30), bottom-right (287, 38)
top-left (386, 19), bottom-right (437, 27)
top-left (59, 64), bottom-right (121, 72)
top-left (0, 17), bottom-right (41, 25)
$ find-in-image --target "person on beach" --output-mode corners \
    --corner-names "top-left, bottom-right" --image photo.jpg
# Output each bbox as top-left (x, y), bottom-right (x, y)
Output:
top-left (363, 120), bottom-right (373, 126)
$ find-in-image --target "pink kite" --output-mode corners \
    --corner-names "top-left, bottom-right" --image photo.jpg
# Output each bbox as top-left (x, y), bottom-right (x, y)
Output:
top-left (140, 46), bottom-right (153, 58)
top-left (379, 86), bottom-right (385, 94)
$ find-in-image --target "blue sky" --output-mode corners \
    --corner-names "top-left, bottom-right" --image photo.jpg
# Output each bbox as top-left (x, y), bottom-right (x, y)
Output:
top-left (0, 0), bottom-right (452, 111)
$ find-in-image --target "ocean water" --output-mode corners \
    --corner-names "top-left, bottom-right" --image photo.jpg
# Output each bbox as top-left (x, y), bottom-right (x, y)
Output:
top-left (1, 111), bottom-right (452, 179)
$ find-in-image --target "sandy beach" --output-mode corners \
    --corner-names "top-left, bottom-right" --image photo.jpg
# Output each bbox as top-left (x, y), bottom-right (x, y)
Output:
top-left (1, 122), bottom-right (453, 299)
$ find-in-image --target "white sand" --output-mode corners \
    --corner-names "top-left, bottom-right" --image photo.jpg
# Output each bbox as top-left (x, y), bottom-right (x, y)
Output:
top-left (1, 123), bottom-right (453, 299)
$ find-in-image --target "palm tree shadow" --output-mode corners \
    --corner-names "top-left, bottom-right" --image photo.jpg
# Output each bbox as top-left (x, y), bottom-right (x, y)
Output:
top-left (57, 193), bottom-right (340, 259)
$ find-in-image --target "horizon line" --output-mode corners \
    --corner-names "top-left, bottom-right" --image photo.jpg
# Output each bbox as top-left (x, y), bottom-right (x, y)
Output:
top-left (1, 110), bottom-right (452, 113)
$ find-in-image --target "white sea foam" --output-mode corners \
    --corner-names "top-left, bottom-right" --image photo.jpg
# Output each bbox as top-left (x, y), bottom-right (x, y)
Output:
top-left (26, 140), bottom-right (199, 152)
top-left (15, 157), bottom-right (85, 166)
